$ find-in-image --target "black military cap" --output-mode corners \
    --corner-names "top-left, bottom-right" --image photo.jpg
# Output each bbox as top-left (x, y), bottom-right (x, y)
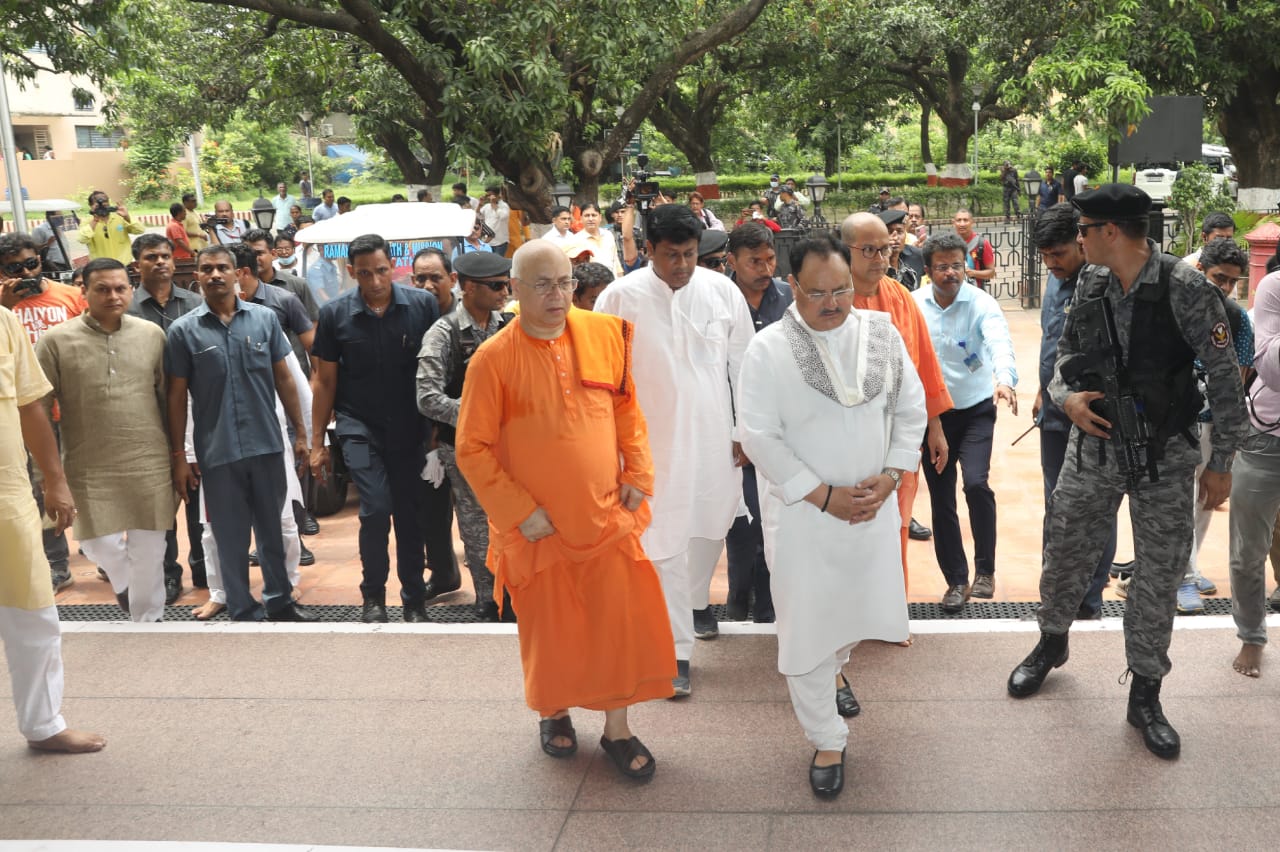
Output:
top-left (878, 208), bottom-right (907, 227)
top-left (454, 251), bottom-right (512, 279)
top-left (698, 228), bottom-right (729, 259)
top-left (1071, 183), bottom-right (1152, 220)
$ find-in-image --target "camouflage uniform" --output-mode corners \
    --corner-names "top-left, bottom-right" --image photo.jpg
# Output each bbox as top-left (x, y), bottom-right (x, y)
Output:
top-left (1041, 241), bottom-right (1248, 677)
top-left (416, 307), bottom-right (509, 608)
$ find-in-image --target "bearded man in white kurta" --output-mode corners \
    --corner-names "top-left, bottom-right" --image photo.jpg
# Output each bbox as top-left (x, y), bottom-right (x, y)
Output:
top-left (738, 232), bottom-right (926, 799)
top-left (595, 203), bottom-right (754, 696)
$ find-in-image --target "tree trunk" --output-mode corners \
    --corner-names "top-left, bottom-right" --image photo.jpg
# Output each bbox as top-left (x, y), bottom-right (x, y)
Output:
top-left (920, 102), bottom-right (932, 165)
top-left (944, 119), bottom-right (973, 167)
top-left (824, 145), bottom-right (838, 177)
top-left (1220, 66), bottom-right (1280, 188)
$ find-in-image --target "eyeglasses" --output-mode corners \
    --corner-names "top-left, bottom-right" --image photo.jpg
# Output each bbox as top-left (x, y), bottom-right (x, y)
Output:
top-left (846, 244), bottom-right (892, 259)
top-left (473, 279), bottom-right (511, 292)
top-left (3, 257), bottom-right (41, 276)
top-left (1077, 222), bottom-right (1110, 236)
top-left (929, 263), bottom-right (966, 274)
top-left (800, 286), bottom-right (856, 302)
top-left (522, 277), bottom-right (577, 295)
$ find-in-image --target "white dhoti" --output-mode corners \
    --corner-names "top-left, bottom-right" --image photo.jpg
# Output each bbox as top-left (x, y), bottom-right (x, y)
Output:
top-left (787, 643), bottom-right (854, 752)
top-left (0, 605), bottom-right (66, 741)
top-left (653, 536), bottom-right (725, 659)
top-left (80, 529), bottom-right (168, 622)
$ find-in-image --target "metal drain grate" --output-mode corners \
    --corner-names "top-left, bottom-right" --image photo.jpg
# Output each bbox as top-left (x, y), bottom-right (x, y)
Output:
top-left (57, 597), bottom-right (1242, 623)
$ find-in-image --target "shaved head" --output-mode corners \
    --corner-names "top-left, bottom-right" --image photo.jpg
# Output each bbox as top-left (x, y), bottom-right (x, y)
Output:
top-left (840, 212), bottom-right (886, 243)
top-left (839, 213), bottom-right (892, 292)
top-left (511, 239), bottom-right (573, 338)
top-left (511, 239), bottom-right (568, 282)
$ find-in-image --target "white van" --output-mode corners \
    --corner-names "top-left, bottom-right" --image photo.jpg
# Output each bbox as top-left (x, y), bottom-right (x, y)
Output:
top-left (1133, 144), bottom-right (1237, 203)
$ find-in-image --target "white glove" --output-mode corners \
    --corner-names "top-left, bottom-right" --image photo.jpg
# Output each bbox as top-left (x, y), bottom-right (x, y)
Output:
top-left (421, 449), bottom-right (446, 487)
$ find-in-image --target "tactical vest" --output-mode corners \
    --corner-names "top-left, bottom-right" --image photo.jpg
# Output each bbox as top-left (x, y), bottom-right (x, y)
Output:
top-left (436, 311), bottom-right (512, 446)
top-left (1073, 254), bottom-right (1202, 456)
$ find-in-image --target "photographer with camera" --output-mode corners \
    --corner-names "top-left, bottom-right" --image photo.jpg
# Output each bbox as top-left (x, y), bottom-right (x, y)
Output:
top-left (76, 190), bottom-right (143, 263)
top-left (0, 233), bottom-right (87, 595)
top-left (204, 200), bottom-right (250, 247)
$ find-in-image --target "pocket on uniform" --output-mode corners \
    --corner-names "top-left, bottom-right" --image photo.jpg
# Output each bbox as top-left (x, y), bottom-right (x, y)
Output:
top-left (341, 438), bottom-right (372, 470)
top-left (693, 317), bottom-right (730, 364)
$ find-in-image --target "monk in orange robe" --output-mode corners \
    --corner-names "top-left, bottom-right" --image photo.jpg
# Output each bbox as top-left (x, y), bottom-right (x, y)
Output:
top-left (456, 240), bottom-right (675, 779)
top-left (842, 212), bottom-right (954, 587)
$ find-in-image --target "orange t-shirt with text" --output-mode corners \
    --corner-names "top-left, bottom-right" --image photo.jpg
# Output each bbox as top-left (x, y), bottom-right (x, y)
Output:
top-left (11, 281), bottom-right (86, 346)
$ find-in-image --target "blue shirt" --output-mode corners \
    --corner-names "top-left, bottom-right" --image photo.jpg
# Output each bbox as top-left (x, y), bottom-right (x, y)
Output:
top-left (912, 281), bottom-right (1018, 409)
top-left (1038, 272), bottom-right (1076, 433)
top-left (451, 240), bottom-right (493, 261)
top-left (164, 299), bottom-right (291, 469)
top-left (312, 283), bottom-right (440, 447)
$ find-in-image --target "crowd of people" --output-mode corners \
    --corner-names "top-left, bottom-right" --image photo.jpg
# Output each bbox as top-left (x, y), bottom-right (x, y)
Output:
top-left (1, 175), bottom-right (1276, 798)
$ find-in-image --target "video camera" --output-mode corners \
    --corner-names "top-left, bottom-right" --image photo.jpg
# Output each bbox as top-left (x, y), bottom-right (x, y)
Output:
top-left (92, 203), bottom-right (118, 218)
top-left (625, 154), bottom-right (661, 213)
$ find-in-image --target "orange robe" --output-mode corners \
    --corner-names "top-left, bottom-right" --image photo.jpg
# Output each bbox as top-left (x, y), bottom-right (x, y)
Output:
top-left (855, 277), bottom-right (954, 586)
top-left (456, 309), bottom-right (676, 715)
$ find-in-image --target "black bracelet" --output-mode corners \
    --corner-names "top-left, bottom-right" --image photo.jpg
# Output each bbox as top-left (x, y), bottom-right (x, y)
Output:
top-left (820, 484), bottom-right (833, 513)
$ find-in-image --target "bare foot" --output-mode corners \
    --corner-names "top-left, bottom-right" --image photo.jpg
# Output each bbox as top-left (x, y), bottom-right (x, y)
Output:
top-left (193, 600), bottom-right (226, 621)
top-left (896, 635), bottom-right (913, 647)
top-left (543, 709), bottom-right (573, 751)
top-left (28, 728), bottom-right (106, 753)
top-left (1233, 643), bottom-right (1263, 678)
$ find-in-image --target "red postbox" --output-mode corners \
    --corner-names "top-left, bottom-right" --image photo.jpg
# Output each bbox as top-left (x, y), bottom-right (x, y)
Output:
top-left (1245, 221), bottom-right (1280, 308)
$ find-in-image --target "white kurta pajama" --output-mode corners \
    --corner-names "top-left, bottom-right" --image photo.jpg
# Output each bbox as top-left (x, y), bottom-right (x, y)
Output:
top-left (738, 306), bottom-right (926, 751)
top-left (595, 265), bottom-right (754, 659)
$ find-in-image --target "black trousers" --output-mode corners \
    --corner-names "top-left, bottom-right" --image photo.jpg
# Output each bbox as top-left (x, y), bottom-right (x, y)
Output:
top-left (921, 398), bottom-right (997, 587)
top-left (202, 454), bottom-right (291, 621)
top-left (725, 465), bottom-right (773, 620)
top-left (341, 433), bottom-right (427, 604)
top-left (417, 473), bottom-right (459, 582)
top-left (163, 483), bottom-right (205, 584)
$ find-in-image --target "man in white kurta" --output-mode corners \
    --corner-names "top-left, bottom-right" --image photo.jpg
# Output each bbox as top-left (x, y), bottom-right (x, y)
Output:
top-left (595, 204), bottom-right (754, 695)
top-left (0, 304), bottom-right (105, 753)
top-left (738, 232), bottom-right (926, 798)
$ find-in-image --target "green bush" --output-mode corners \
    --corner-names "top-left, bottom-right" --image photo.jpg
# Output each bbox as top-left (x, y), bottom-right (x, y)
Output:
top-left (124, 135), bottom-right (182, 202)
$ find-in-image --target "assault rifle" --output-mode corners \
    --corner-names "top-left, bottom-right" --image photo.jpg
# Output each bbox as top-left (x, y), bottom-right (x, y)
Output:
top-left (1060, 296), bottom-right (1158, 489)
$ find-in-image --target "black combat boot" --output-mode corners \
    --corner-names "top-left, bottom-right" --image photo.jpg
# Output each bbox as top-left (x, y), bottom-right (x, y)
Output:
top-left (1126, 672), bottom-right (1180, 759)
top-left (1007, 632), bottom-right (1069, 697)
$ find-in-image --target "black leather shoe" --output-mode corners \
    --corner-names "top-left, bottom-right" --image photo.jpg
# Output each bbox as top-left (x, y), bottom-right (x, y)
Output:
top-left (725, 599), bottom-right (749, 621)
top-left (361, 598), bottom-right (388, 623)
top-left (300, 512), bottom-right (320, 536)
top-left (299, 543), bottom-right (315, 566)
top-left (1007, 632), bottom-right (1069, 697)
top-left (423, 568), bottom-right (462, 601)
top-left (809, 749), bottom-right (845, 799)
top-left (115, 589), bottom-right (130, 615)
top-left (1126, 673), bottom-right (1180, 759)
top-left (266, 602), bottom-right (320, 622)
top-left (475, 600), bottom-right (501, 622)
top-left (940, 583), bottom-right (970, 614)
top-left (403, 601), bottom-right (429, 623)
top-left (908, 518), bottom-right (932, 540)
top-left (836, 674), bottom-right (861, 718)
top-left (164, 576), bottom-right (182, 605)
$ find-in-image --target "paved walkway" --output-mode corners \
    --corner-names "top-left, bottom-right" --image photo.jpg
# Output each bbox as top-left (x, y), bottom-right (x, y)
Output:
top-left (3, 620), bottom-right (1278, 850)
top-left (50, 304), bottom-right (1238, 614)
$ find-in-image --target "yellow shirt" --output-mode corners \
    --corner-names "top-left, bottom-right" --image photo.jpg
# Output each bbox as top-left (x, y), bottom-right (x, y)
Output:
top-left (185, 214), bottom-right (209, 251)
top-left (0, 307), bottom-right (56, 609)
top-left (77, 213), bottom-right (145, 263)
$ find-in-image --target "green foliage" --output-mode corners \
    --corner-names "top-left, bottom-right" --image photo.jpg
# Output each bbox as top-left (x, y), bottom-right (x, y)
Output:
top-left (1045, 139), bottom-right (1109, 180)
top-left (1169, 163), bottom-right (1237, 254)
top-left (123, 136), bottom-right (182, 202)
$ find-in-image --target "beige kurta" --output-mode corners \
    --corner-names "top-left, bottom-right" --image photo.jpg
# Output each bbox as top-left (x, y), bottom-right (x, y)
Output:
top-left (35, 314), bottom-right (175, 540)
top-left (0, 307), bottom-right (55, 610)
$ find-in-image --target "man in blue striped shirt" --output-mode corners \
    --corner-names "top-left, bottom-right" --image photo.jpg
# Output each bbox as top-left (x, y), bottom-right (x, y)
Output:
top-left (911, 234), bottom-right (1019, 613)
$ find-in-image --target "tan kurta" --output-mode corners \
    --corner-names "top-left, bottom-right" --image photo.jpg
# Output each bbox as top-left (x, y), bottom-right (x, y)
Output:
top-left (35, 314), bottom-right (175, 540)
top-left (0, 307), bottom-right (55, 610)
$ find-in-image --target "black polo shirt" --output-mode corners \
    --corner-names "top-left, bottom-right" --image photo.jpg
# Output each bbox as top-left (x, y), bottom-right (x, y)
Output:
top-left (313, 283), bottom-right (440, 447)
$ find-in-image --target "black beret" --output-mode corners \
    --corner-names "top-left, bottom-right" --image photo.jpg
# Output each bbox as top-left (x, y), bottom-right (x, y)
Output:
top-left (1071, 183), bottom-right (1152, 220)
top-left (878, 208), bottom-right (907, 227)
top-left (454, 251), bottom-right (512, 279)
top-left (698, 229), bottom-right (729, 258)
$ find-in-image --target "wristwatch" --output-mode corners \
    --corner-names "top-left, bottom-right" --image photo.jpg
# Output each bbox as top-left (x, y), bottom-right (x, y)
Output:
top-left (881, 468), bottom-right (902, 490)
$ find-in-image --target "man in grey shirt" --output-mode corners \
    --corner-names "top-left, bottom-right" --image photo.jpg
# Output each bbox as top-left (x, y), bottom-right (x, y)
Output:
top-left (165, 245), bottom-right (316, 622)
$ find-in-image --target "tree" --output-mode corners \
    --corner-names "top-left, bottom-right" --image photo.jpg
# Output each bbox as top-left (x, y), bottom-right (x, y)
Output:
top-left (184, 0), bottom-right (770, 219)
top-left (0, 1), bottom-right (132, 114)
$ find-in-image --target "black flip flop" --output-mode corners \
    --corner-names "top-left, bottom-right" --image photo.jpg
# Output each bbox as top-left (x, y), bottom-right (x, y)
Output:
top-left (539, 715), bottom-right (577, 758)
top-left (599, 735), bottom-right (656, 780)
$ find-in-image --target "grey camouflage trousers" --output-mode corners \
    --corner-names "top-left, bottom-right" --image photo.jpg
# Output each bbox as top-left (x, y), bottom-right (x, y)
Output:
top-left (1038, 428), bottom-right (1200, 678)
top-left (437, 444), bottom-right (495, 605)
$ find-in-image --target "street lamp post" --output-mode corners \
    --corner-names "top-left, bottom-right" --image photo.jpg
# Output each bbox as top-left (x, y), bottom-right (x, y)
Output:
top-left (251, 189), bottom-right (277, 231)
top-left (299, 110), bottom-right (314, 198)
top-left (971, 101), bottom-right (980, 184)
top-left (806, 171), bottom-right (830, 226)
top-left (1021, 168), bottom-right (1043, 309)
top-left (1022, 168), bottom-right (1042, 218)
top-left (552, 181), bottom-right (574, 210)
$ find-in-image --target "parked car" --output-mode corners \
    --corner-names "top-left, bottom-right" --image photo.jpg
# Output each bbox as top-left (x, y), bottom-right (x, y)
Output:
top-left (1133, 144), bottom-right (1238, 202)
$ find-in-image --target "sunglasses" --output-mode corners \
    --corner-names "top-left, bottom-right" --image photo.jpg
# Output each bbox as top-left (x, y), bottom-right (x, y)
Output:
top-left (472, 279), bottom-right (510, 292)
top-left (3, 257), bottom-right (41, 276)
top-left (700, 256), bottom-right (727, 269)
top-left (1076, 222), bottom-right (1110, 236)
